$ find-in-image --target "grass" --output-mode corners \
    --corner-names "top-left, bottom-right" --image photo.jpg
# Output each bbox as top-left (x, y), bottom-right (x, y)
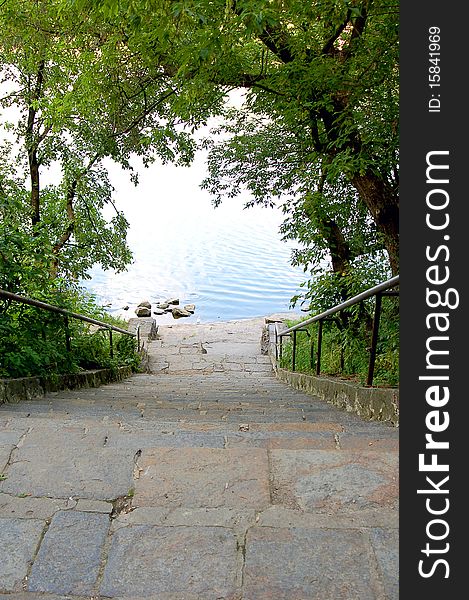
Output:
top-left (279, 308), bottom-right (399, 387)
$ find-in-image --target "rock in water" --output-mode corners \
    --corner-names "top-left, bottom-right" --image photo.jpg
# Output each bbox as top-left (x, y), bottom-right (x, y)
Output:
top-left (135, 306), bottom-right (151, 317)
top-left (166, 298), bottom-right (179, 305)
top-left (171, 307), bottom-right (191, 319)
top-left (184, 304), bottom-right (196, 313)
top-left (138, 300), bottom-right (152, 309)
top-left (153, 308), bottom-right (165, 316)
top-left (156, 302), bottom-right (169, 310)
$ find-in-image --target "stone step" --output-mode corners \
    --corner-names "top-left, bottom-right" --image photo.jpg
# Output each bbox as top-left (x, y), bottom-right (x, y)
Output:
top-left (0, 406), bottom-right (390, 430)
top-left (0, 317), bottom-right (398, 599)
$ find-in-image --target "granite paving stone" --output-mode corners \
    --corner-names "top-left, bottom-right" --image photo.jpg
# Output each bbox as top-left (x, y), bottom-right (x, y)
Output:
top-left (104, 431), bottom-right (226, 449)
top-left (0, 445), bottom-right (13, 471)
top-left (0, 429), bottom-right (28, 446)
top-left (75, 498), bottom-right (113, 513)
top-left (17, 425), bottom-right (108, 448)
top-left (28, 510), bottom-right (110, 595)
top-left (245, 363), bottom-right (274, 372)
top-left (0, 592), bottom-right (77, 600)
top-left (100, 525), bottom-right (239, 597)
top-left (227, 434), bottom-right (338, 450)
top-left (270, 449), bottom-right (399, 513)
top-left (0, 446), bottom-right (135, 500)
top-left (369, 528), bottom-right (399, 600)
top-left (243, 527), bottom-right (384, 600)
top-left (0, 518), bottom-right (45, 592)
top-left (204, 341), bottom-right (261, 356)
top-left (134, 447), bottom-right (270, 509)
top-left (252, 422), bottom-right (344, 432)
top-left (258, 505), bottom-right (399, 530)
top-left (0, 494), bottom-right (71, 519)
top-left (337, 433), bottom-right (399, 451)
top-left (112, 506), bottom-right (256, 533)
top-left (0, 317), bottom-right (399, 599)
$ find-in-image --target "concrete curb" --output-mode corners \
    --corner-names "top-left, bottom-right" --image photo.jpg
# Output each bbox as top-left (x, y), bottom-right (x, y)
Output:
top-left (0, 366), bottom-right (133, 405)
top-left (264, 324), bottom-right (399, 426)
top-left (275, 367), bottom-right (399, 426)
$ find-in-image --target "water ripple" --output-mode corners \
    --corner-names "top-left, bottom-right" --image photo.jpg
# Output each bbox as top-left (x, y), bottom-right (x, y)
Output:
top-left (82, 160), bottom-right (307, 323)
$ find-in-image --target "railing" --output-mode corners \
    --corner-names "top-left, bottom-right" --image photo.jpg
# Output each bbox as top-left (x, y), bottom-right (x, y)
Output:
top-left (0, 288), bottom-right (140, 358)
top-left (276, 275), bottom-right (399, 386)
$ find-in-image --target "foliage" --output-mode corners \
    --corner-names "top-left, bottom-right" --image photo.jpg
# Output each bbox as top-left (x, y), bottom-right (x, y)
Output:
top-left (0, 0), bottom-right (196, 281)
top-left (67, 0), bottom-right (399, 311)
top-left (201, 111), bottom-right (392, 307)
top-left (2, 1), bottom-right (399, 280)
top-left (291, 253), bottom-right (390, 314)
top-left (0, 191), bottom-right (141, 378)
top-left (89, 0), bottom-right (399, 275)
top-left (0, 0), bottom-right (192, 378)
top-left (280, 294), bottom-right (399, 387)
top-left (0, 283), bottom-right (141, 378)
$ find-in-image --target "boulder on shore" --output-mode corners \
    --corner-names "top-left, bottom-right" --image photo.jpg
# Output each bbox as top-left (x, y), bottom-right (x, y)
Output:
top-left (135, 306), bottom-right (151, 317)
top-left (172, 307), bottom-right (191, 319)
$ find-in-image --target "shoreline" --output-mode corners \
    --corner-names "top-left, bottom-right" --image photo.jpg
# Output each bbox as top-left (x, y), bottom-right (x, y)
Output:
top-left (125, 310), bottom-right (304, 328)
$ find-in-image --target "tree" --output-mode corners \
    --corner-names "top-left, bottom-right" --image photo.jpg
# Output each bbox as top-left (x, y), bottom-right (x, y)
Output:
top-left (0, 0), bottom-right (196, 285)
top-left (200, 108), bottom-right (387, 293)
top-left (73, 0), bottom-right (399, 275)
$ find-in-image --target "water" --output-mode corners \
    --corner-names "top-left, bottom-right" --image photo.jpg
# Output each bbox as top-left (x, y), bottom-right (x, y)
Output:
top-left (82, 156), bottom-right (307, 324)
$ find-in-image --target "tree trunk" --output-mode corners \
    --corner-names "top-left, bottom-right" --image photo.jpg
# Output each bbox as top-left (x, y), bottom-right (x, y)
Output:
top-left (28, 150), bottom-right (40, 226)
top-left (26, 60), bottom-right (45, 228)
top-left (320, 218), bottom-right (352, 276)
top-left (351, 172), bottom-right (399, 275)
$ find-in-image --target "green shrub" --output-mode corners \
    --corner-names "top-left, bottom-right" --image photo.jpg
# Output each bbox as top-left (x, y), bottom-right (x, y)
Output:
top-left (279, 295), bottom-right (399, 387)
top-left (0, 285), bottom-right (141, 379)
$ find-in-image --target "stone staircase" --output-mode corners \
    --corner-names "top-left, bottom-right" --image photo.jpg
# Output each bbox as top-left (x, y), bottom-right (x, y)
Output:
top-left (0, 316), bottom-right (398, 599)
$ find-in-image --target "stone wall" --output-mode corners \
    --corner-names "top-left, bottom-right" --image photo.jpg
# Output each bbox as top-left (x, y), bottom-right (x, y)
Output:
top-left (264, 323), bottom-right (399, 426)
top-left (0, 367), bottom-right (133, 405)
top-left (275, 367), bottom-right (399, 426)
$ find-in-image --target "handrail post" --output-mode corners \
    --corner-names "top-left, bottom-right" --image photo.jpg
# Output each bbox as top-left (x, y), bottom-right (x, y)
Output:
top-left (310, 335), bottom-right (314, 370)
top-left (292, 330), bottom-right (297, 371)
top-left (316, 320), bottom-right (323, 376)
top-left (64, 316), bottom-right (71, 352)
top-left (109, 327), bottom-right (114, 359)
top-left (367, 292), bottom-right (383, 386)
top-left (137, 325), bottom-right (141, 352)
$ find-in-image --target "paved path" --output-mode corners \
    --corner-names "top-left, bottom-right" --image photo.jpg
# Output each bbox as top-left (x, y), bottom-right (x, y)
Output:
top-left (0, 317), bottom-right (398, 599)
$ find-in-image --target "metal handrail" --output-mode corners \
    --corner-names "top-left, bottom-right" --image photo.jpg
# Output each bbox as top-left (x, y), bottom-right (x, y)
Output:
top-left (279, 275), bottom-right (399, 336)
top-left (276, 275), bottom-right (399, 386)
top-left (0, 288), bottom-right (140, 357)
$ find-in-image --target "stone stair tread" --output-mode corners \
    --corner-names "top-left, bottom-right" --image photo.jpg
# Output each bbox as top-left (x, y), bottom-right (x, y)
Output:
top-left (0, 317), bottom-right (398, 598)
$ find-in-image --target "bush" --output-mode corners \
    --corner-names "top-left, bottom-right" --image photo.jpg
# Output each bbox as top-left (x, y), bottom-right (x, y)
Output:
top-left (0, 284), bottom-right (141, 379)
top-left (280, 294), bottom-right (399, 387)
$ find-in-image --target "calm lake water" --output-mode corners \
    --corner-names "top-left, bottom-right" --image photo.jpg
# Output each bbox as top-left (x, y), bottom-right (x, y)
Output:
top-left (83, 156), bottom-right (307, 324)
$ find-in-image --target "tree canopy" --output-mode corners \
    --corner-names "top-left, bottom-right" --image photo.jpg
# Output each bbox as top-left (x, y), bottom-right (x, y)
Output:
top-left (1, 0), bottom-right (399, 308)
top-left (0, 0), bottom-right (196, 286)
top-left (64, 0), bottom-right (399, 311)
